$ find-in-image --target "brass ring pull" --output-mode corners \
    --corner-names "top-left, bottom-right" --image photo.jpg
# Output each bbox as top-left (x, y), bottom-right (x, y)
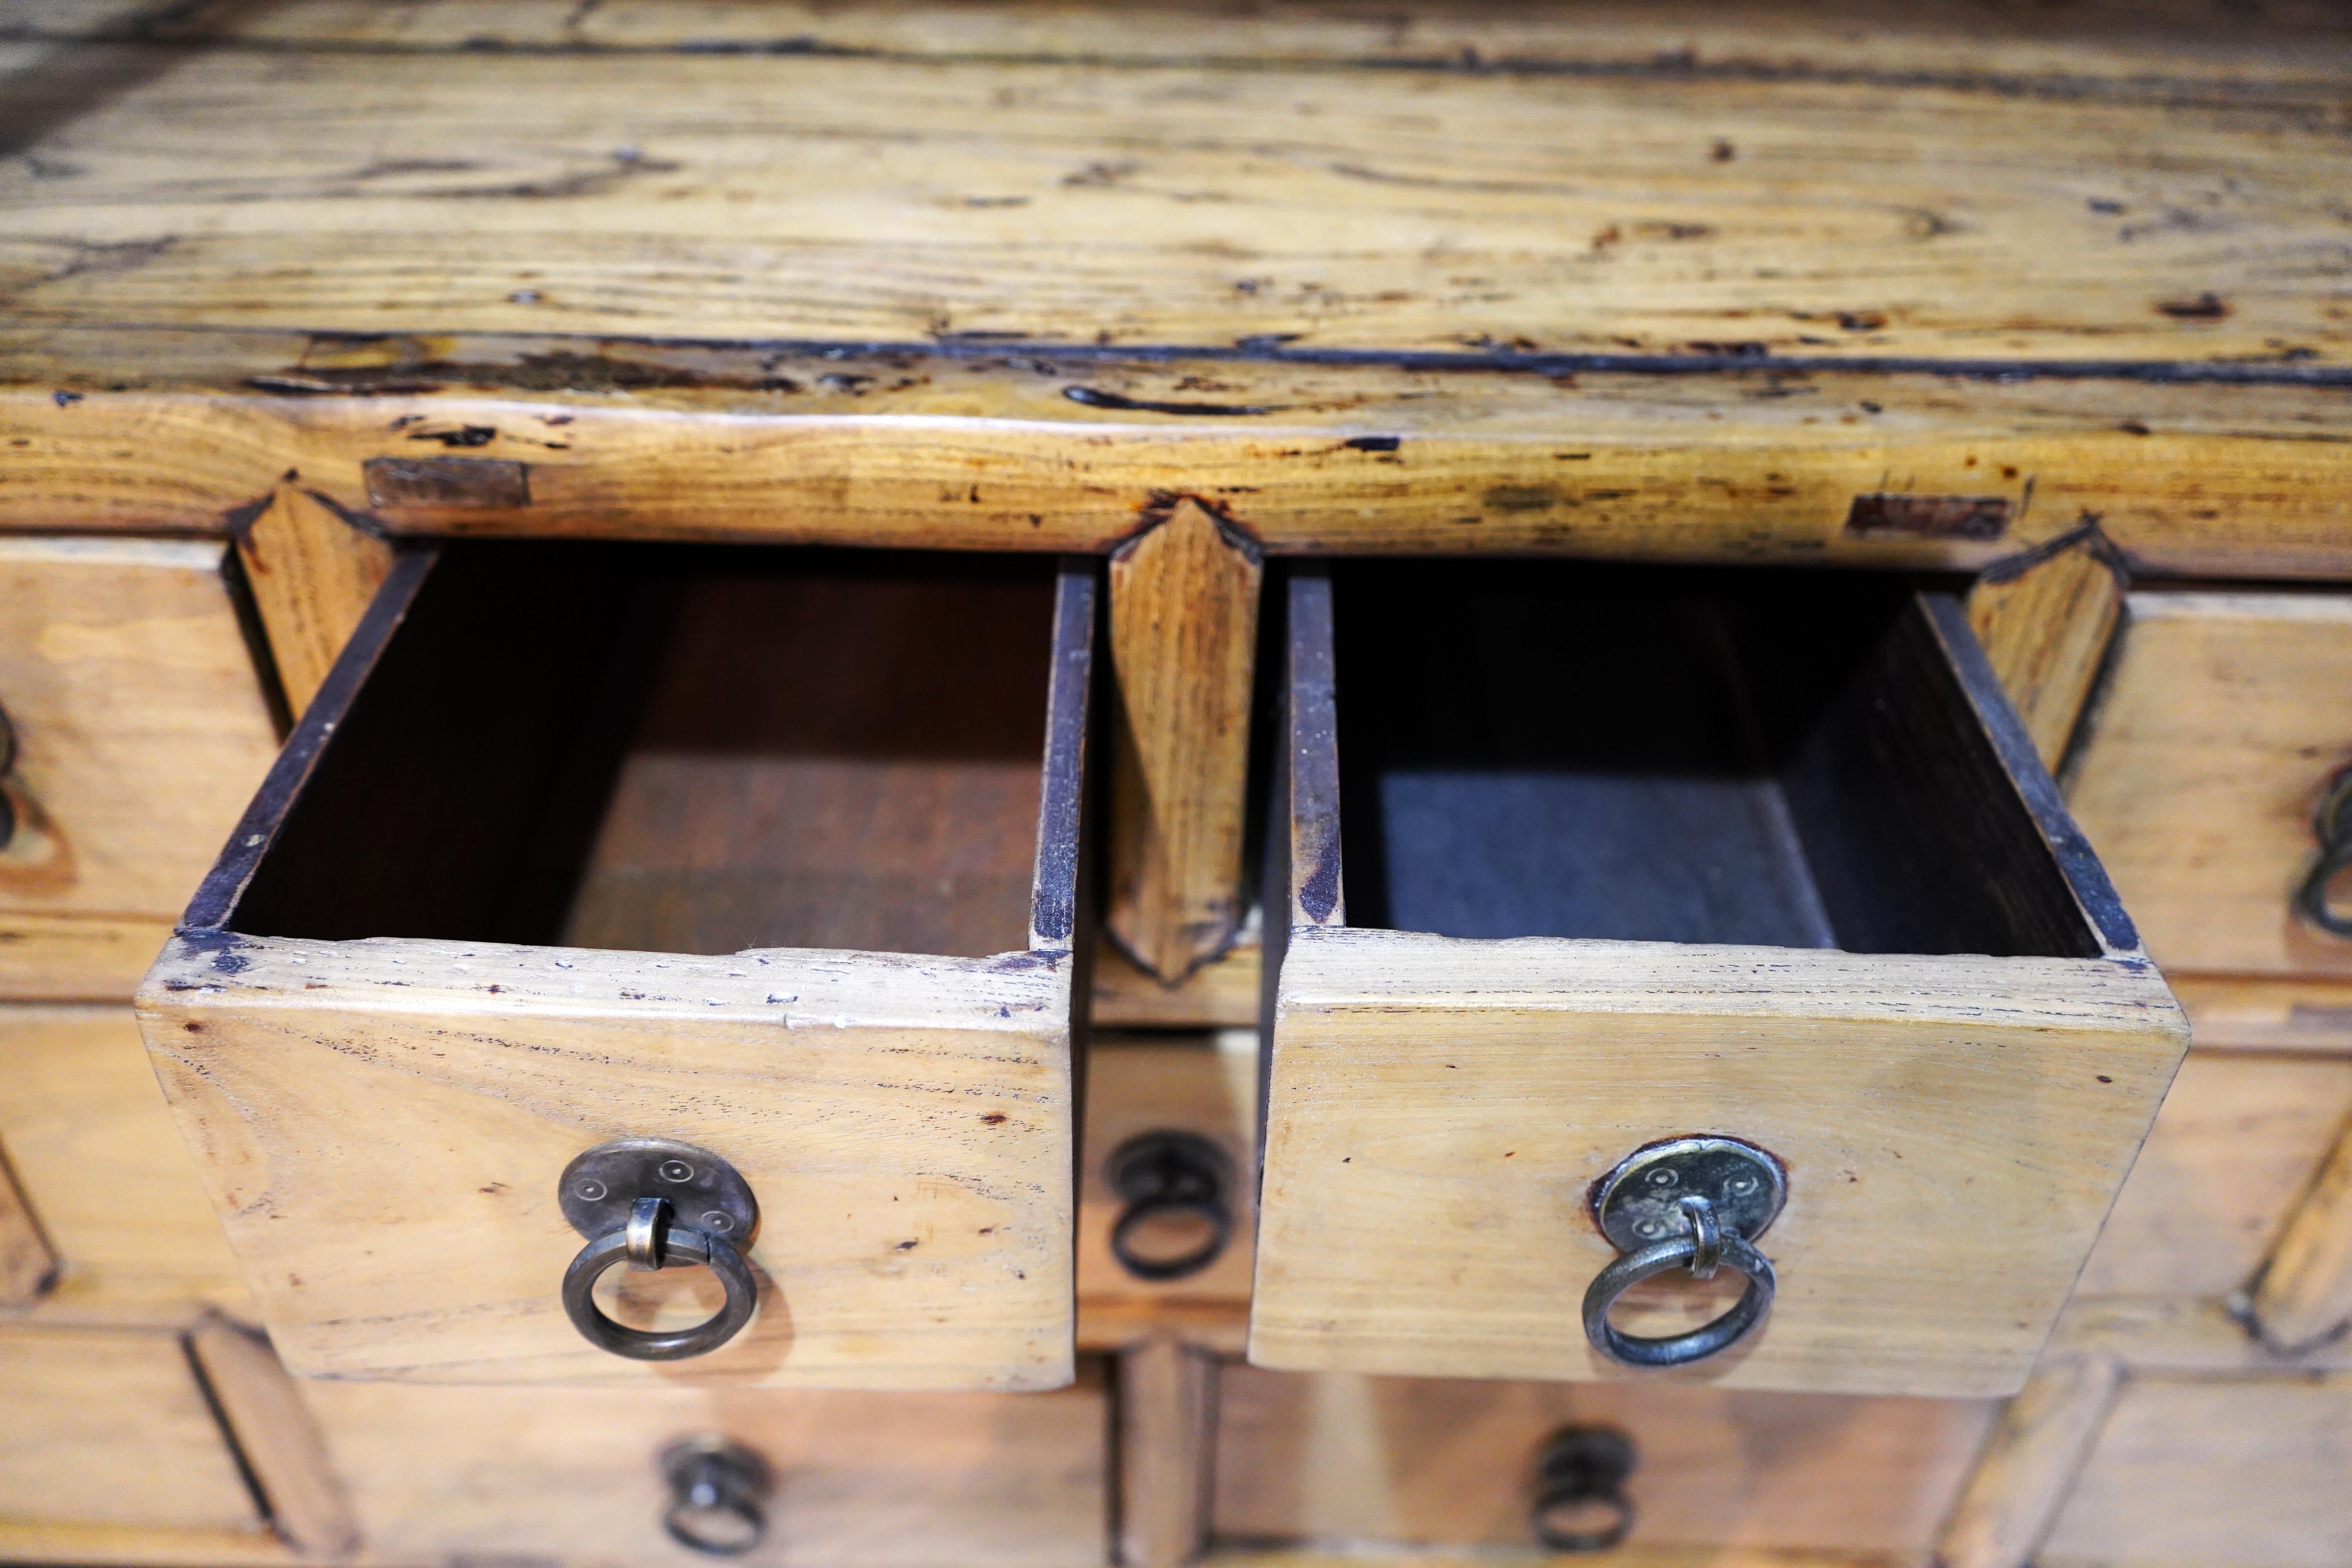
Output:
top-left (1583, 1136), bottom-right (1784, 1369)
top-left (558, 1138), bottom-right (760, 1361)
top-left (2297, 769), bottom-right (2352, 938)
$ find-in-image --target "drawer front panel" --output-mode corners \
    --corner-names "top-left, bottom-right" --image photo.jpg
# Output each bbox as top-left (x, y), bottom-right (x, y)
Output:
top-left (308, 1363), bottom-right (1109, 1568)
top-left (2042, 1376), bottom-right (2352, 1568)
top-left (0, 1004), bottom-right (250, 1321)
top-left (0, 1324), bottom-right (265, 1533)
top-left (1252, 564), bottom-right (2186, 1397)
top-left (1212, 1364), bottom-right (1995, 1557)
top-left (0, 539), bottom-right (279, 999)
top-left (2069, 591), bottom-right (2352, 980)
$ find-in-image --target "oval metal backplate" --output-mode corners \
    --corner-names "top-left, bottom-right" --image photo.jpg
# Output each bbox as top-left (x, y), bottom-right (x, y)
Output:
top-left (1592, 1136), bottom-right (1786, 1253)
top-left (559, 1137), bottom-right (759, 1245)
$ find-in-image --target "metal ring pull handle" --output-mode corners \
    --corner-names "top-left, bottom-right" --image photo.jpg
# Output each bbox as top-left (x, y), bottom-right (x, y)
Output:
top-left (2297, 769), bottom-right (2352, 938)
top-left (558, 1138), bottom-right (760, 1362)
top-left (1529, 1426), bottom-right (1639, 1553)
top-left (659, 1437), bottom-right (771, 1557)
top-left (1583, 1136), bottom-right (1785, 1369)
top-left (1106, 1130), bottom-right (1235, 1283)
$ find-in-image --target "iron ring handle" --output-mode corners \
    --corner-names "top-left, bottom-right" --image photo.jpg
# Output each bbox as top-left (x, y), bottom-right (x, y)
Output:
top-left (2297, 840), bottom-right (2352, 937)
top-left (561, 1224), bottom-right (758, 1361)
top-left (1531, 1486), bottom-right (1636, 1553)
top-left (1109, 1195), bottom-right (1232, 1282)
top-left (1581, 1231), bottom-right (1775, 1368)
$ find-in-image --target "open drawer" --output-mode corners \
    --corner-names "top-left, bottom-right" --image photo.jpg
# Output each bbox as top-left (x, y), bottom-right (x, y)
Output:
top-left (1250, 561), bottom-right (2185, 1397)
top-left (138, 543), bottom-right (1095, 1392)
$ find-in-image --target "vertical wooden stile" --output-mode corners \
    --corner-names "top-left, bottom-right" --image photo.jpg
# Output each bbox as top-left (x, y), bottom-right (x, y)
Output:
top-left (1116, 1338), bottom-right (1215, 1568)
top-left (1965, 528), bottom-right (2126, 771)
top-left (2247, 1112), bottom-right (2352, 1354)
top-left (234, 484), bottom-right (396, 719)
top-left (1932, 1352), bottom-right (2124, 1568)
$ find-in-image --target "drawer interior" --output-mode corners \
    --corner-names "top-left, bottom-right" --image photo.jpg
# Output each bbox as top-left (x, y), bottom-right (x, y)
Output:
top-left (1324, 559), bottom-right (2100, 958)
top-left (228, 544), bottom-right (1060, 959)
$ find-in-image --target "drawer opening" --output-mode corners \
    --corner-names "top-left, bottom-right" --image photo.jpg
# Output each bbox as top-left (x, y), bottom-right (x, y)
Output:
top-left (211, 543), bottom-right (1081, 960)
top-left (1311, 559), bottom-right (2107, 960)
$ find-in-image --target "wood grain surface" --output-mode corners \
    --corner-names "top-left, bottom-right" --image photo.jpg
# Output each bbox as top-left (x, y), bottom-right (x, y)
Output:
top-left (1931, 1353), bottom-right (2123, 1568)
top-left (1093, 941), bottom-right (1260, 1029)
top-left (0, 539), bottom-right (278, 998)
top-left (0, 1003), bottom-right (252, 1325)
top-left (2246, 1110), bottom-right (2352, 1354)
top-left (1965, 529), bottom-right (2125, 771)
top-left (0, 1131), bottom-right (54, 1304)
top-left (231, 485), bottom-right (390, 720)
top-left (2068, 591), bottom-right (2352, 978)
top-left (1118, 1339), bottom-right (1217, 1568)
top-left (2168, 974), bottom-right (2352, 1054)
top-left (185, 1313), bottom-right (358, 1558)
top-left (1212, 1363), bottom-right (1996, 1556)
top-left (1106, 500), bottom-right (1261, 984)
top-left (138, 934), bottom-right (1079, 1390)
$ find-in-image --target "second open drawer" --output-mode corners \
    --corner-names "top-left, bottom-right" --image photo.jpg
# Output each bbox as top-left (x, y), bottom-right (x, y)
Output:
top-left (1250, 561), bottom-right (2186, 1398)
top-left (138, 543), bottom-right (1095, 1392)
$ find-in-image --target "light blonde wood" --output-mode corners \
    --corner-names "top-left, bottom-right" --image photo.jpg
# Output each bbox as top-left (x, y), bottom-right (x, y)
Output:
top-left (1107, 501), bottom-right (1261, 984)
top-left (2047, 1296), bottom-right (2352, 1374)
top-left (0, 1323), bottom-right (267, 1532)
top-left (2068, 591), bottom-right (2352, 978)
top-left (2074, 1051), bottom-right (2352, 1299)
top-left (1120, 1339), bottom-right (1216, 1568)
top-left (1212, 1364), bottom-right (1996, 1556)
top-left (5, 27), bottom-right (2349, 368)
top-left (1093, 941), bottom-right (1260, 1030)
top-left (1080, 1034), bottom-right (1257, 1344)
top-left (0, 1133), bottom-right (56, 1304)
top-left (302, 1365), bottom-right (1109, 1567)
top-left (0, 1521), bottom-right (292, 1567)
top-left (0, 1003), bottom-right (252, 1325)
top-left (1965, 533), bottom-right (2124, 771)
top-left (2247, 1112), bottom-right (2352, 1354)
top-left (0, 539), bottom-right (279, 999)
top-left (185, 1314), bottom-right (358, 1558)
top-left (1204, 1553), bottom-right (1896, 1568)
top-left (1931, 1354), bottom-right (2123, 1568)
top-left (2040, 1374), bottom-right (2352, 1568)
top-left (8, 336), bottom-right (2352, 577)
top-left (1252, 929), bottom-right (2187, 1397)
top-left (2170, 974), bottom-right (2352, 1054)
top-left (137, 933), bottom-right (1076, 1390)
top-left (232, 485), bottom-right (390, 719)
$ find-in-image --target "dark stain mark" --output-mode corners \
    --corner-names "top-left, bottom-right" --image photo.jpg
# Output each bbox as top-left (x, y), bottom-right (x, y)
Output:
top-left (982, 1112), bottom-right (1008, 1125)
top-left (1063, 160), bottom-right (1138, 187)
top-left (1298, 844), bottom-right (1341, 924)
top-left (50, 389), bottom-right (82, 406)
top-left (2119, 418), bottom-right (2151, 435)
top-left (2097, 1075), bottom-right (2113, 1083)
top-left (1063, 385), bottom-right (1280, 416)
top-left (1685, 340), bottom-right (1769, 358)
top-left (220, 491), bottom-right (272, 549)
top-left (212, 951), bottom-right (250, 974)
top-left (40, 236), bottom-right (176, 285)
top-left (433, 156), bottom-right (681, 201)
top-left (363, 456), bottom-right (530, 510)
top-left (1835, 310), bottom-right (1889, 331)
top-left (1710, 138), bottom-right (1736, 162)
top-left (1975, 514), bottom-right (2134, 586)
top-left (407, 424), bottom-right (498, 448)
top-left (1235, 332), bottom-right (1305, 351)
top-left (354, 158), bottom-right (481, 178)
top-left (183, 1021), bottom-right (202, 1033)
top-left (1845, 493), bottom-right (2012, 540)
top-left (479, 1181), bottom-right (507, 1194)
top-left (2088, 198), bottom-right (2126, 214)
top-left (1343, 435), bottom-right (1401, 452)
top-left (894, 1239), bottom-right (919, 1251)
top-left (962, 195), bottom-right (1031, 208)
top-left (248, 373), bottom-right (445, 396)
top-left (1483, 483), bottom-right (1560, 511)
top-left (1328, 162), bottom-right (1581, 198)
top-left (2158, 291), bottom-right (2230, 320)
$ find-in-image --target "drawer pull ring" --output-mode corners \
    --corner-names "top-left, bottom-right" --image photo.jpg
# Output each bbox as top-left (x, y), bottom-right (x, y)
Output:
top-left (558, 1138), bottom-right (760, 1361)
top-left (1107, 1130), bottom-right (1235, 1282)
top-left (1530, 1426), bottom-right (1638, 1552)
top-left (659, 1436), bottom-right (771, 1557)
top-left (1583, 1136), bottom-right (1784, 1368)
top-left (2297, 769), bottom-right (2352, 938)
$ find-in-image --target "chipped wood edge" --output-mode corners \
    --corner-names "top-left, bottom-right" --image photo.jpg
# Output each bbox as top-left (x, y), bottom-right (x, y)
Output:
top-left (2245, 1111), bottom-right (2352, 1354)
top-left (1106, 499), bottom-right (1263, 983)
top-left (1930, 1353), bottom-right (2124, 1568)
top-left (184, 1312), bottom-right (359, 1559)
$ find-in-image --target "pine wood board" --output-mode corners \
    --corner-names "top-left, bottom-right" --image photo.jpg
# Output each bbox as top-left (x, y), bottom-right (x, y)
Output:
top-left (1091, 941), bottom-right (1260, 1029)
top-left (2040, 1374), bottom-right (2352, 1568)
top-left (1250, 927), bottom-right (2187, 1397)
top-left (2046, 1295), bottom-right (2352, 1373)
top-left (0, 538), bottom-right (279, 998)
top-left (0, 1323), bottom-right (267, 1533)
top-left (1931, 1353), bottom-right (2122, 1568)
top-left (2246, 1111), bottom-right (2352, 1353)
top-left (0, 1004), bottom-right (254, 1325)
top-left (2067, 591), bottom-right (2352, 978)
top-left (1210, 1363), bottom-right (1996, 1557)
top-left (1118, 1339), bottom-right (1216, 1568)
top-left (2170, 974), bottom-right (2352, 1054)
top-left (136, 932), bottom-right (1079, 1391)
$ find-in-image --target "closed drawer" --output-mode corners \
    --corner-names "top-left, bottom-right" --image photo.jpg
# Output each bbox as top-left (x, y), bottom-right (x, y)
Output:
top-left (306, 1361), bottom-right (1109, 1567)
top-left (0, 1004), bottom-right (249, 1320)
top-left (138, 544), bottom-right (1097, 1390)
top-left (1211, 1363), bottom-right (1994, 1559)
top-left (0, 1323), bottom-right (267, 1536)
top-left (2069, 590), bottom-right (2352, 982)
top-left (2041, 1374), bottom-right (2352, 1568)
top-left (1252, 561), bottom-right (2186, 1397)
top-left (0, 539), bottom-right (279, 1000)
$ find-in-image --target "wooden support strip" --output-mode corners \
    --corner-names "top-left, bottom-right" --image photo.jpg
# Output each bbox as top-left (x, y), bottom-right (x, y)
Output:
top-left (1117, 1337), bottom-right (1217, 1568)
top-left (1965, 526), bottom-right (2126, 771)
top-left (232, 485), bottom-right (394, 719)
top-left (2247, 1112), bottom-right (2352, 1355)
top-left (0, 1132), bottom-right (59, 1304)
top-left (185, 1313), bottom-right (361, 1559)
top-left (1107, 501), bottom-right (1263, 984)
top-left (2049, 1296), bottom-right (2352, 1374)
top-left (1931, 1353), bottom-right (2124, 1568)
